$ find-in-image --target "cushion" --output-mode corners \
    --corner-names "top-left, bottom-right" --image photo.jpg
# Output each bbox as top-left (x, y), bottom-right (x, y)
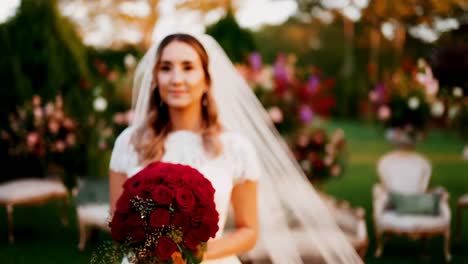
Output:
top-left (75, 178), bottom-right (109, 205)
top-left (388, 192), bottom-right (440, 216)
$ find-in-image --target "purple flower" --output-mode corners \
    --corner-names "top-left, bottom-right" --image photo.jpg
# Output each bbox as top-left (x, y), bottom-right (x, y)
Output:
top-left (273, 54), bottom-right (288, 82)
top-left (248, 52), bottom-right (262, 71)
top-left (374, 84), bottom-right (385, 102)
top-left (306, 75), bottom-right (320, 94)
top-left (299, 105), bottom-right (314, 124)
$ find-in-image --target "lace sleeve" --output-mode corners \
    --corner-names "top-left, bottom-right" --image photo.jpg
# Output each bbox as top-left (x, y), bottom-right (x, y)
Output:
top-left (232, 134), bottom-right (261, 185)
top-left (109, 126), bottom-right (136, 174)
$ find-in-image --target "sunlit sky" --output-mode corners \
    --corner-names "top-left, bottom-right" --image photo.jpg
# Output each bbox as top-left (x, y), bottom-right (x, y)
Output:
top-left (0, 0), bottom-right (461, 46)
top-left (0, 0), bottom-right (297, 29)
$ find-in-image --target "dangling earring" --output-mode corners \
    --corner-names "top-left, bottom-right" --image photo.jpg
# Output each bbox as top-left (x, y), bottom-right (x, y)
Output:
top-left (202, 93), bottom-right (207, 107)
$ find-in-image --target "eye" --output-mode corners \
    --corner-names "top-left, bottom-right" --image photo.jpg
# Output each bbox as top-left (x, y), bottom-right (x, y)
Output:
top-left (160, 65), bottom-right (171, 71)
top-left (183, 65), bottom-right (193, 71)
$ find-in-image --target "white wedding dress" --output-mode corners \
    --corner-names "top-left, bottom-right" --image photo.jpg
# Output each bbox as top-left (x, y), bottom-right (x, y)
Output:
top-left (110, 126), bottom-right (261, 264)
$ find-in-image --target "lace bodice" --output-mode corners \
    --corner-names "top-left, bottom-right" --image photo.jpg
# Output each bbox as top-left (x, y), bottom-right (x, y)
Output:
top-left (110, 126), bottom-right (261, 241)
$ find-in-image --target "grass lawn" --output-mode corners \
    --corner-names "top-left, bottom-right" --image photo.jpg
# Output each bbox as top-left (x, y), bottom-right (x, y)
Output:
top-left (0, 119), bottom-right (467, 263)
top-left (323, 119), bottom-right (468, 263)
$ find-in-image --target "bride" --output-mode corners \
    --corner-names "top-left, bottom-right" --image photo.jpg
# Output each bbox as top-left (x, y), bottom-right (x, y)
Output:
top-left (109, 33), bottom-right (362, 264)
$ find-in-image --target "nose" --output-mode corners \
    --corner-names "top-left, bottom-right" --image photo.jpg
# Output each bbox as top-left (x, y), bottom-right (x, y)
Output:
top-left (170, 68), bottom-right (183, 86)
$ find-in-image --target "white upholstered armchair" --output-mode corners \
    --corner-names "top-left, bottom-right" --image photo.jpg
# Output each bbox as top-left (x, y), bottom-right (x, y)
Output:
top-left (373, 151), bottom-right (451, 262)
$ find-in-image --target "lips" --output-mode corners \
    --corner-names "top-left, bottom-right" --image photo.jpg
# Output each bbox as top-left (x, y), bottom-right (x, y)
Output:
top-left (169, 90), bottom-right (186, 96)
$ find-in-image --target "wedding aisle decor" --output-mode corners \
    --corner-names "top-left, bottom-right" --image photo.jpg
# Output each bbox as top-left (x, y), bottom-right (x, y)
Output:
top-left (0, 95), bottom-right (81, 189)
top-left (237, 52), bottom-right (337, 136)
top-left (368, 58), bottom-right (459, 142)
top-left (291, 128), bottom-right (347, 185)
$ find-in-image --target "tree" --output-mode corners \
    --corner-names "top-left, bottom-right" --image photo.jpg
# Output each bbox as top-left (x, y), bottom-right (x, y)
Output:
top-left (206, 10), bottom-right (256, 63)
top-left (0, 0), bottom-right (91, 122)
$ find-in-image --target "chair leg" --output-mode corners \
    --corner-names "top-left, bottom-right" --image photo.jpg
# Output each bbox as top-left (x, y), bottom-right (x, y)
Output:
top-left (78, 222), bottom-right (87, 251)
top-left (6, 204), bottom-right (14, 243)
top-left (456, 205), bottom-right (462, 241)
top-left (444, 230), bottom-right (452, 262)
top-left (60, 196), bottom-right (69, 226)
top-left (375, 231), bottom-right (384, 257)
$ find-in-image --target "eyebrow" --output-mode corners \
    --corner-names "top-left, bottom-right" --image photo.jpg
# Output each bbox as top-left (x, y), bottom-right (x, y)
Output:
top-left (160, 60), bottom-right (194, 65)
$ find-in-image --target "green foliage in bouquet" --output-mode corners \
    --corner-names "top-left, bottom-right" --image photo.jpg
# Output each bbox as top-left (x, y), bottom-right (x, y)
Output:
top-left (291, 128), bottom-right (347, 184)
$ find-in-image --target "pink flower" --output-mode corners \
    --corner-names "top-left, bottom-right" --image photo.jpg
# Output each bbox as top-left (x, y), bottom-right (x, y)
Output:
top-left (48, 120), bottom-right (60, 134)
top-left (55, 95), bottom-right (64, 109)
top-left (268, 107), bottom-right (283, 123)
top-left (369, 91), bottom-right (378, 102)
top-left (66, 134), bottom-right (76, 146)
top-left (33, 107), bottom-right (43, 121)
top-left (32, 95), bottom-right (42, 107)
top-left (331, 165), bottom-right (341, 177)
top-left (55, 141), bottom-right (66, 152)
top-left (378, 105), bottom-right (391, 121)
top-left (113, 113), bottom-right (127, 125)
top-left (27, 132), bottom-right (40, 147)
top-left (297, 134), bottom-right (309, 148)
top-left (63, 118), bottom-right (75, 130)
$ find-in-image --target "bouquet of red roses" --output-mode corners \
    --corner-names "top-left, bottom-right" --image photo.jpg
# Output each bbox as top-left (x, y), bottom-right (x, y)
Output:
top-left (110, 162), bottom-right (219, 264)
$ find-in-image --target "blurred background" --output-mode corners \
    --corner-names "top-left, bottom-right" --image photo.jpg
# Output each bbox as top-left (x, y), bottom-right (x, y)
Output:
top-left (0, 0), bottom-right (467, 263)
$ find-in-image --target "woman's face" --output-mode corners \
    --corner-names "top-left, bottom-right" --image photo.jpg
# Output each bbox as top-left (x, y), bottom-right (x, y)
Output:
top-left (156, 41), bottom-right (208, 110)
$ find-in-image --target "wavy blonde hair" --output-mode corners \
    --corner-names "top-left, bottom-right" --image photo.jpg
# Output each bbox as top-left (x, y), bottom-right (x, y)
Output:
top-left (132, 34), bottom-right (223, 164)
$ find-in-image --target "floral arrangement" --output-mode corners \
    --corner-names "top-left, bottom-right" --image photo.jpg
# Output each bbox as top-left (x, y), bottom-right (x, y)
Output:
top-left (291, 128), bottom-right (347, 183)
top-left (2, 95), bottom-right (78, 157)
top-left (238, 52), bottom-right (337, 135)
top-left (0, 95), bottom-right (80, 184)
top-left (369, 59), bottom-right (443, 142)
top-left (107, 162), bottom-right (219, 264)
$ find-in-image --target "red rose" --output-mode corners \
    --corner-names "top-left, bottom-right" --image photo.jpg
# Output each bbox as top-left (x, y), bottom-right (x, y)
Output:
top-left (190, 205), bottom-right (205, 226)
top-left (116, 192), bottom-right (133, 213)
top-left (312, 158), bottom-right (325, 170)
top-left (203, 209), bottom-right (219, 225)
top-left (171, 212), bottom-right (190, 233)
top-left (141, 173), bottom-right (164, 188)
top-left (184, 230), bottom-right (199, 250)
top-left (194, 181), bottom-right (215, 205)
top-left (152, 185), bottom-right (174, 205)
top-left (164, 173), bottom-right (185, 188)
top-left (155, 236), bottom-right (177, 261)
top-left (130, 226), bottom-right (146, 244)
top-left (198, 222), bottom-right (218, 242)
top-left (110, 211), bottom-right (130, 242)
top-left (150, 208), bottom-right (171, 228)
top-left (127, 214), bottom-right (144, 227)
top-left (123, 173), bottom-right (144, 191)
top-left (175, 188), bottom-right (195, 212)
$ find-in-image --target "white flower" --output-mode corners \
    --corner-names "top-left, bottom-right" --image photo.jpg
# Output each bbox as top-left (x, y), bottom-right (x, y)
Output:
top-left (93, 97), bottom-right (108, 112)
top-left (463, 145), bottom-right (468, 161)
top-left (124, 54), bottom-right (136, 68)
top-left (408, 97), bottom-right (420, 110)
top-left (453, 86), bottom-right (463, 98)
top-left (448, 105), bottom-right (459, 119)
top-left (324, 155), bottom-right (334, 166)
top-left (300, 160), bottom-right (311, 172)
top-left (259, 67), bottom-right (273, 91)
top-left (268, 106), bottom-right (283, 123)
top-left (431, 101), bottom-right (445, 117)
